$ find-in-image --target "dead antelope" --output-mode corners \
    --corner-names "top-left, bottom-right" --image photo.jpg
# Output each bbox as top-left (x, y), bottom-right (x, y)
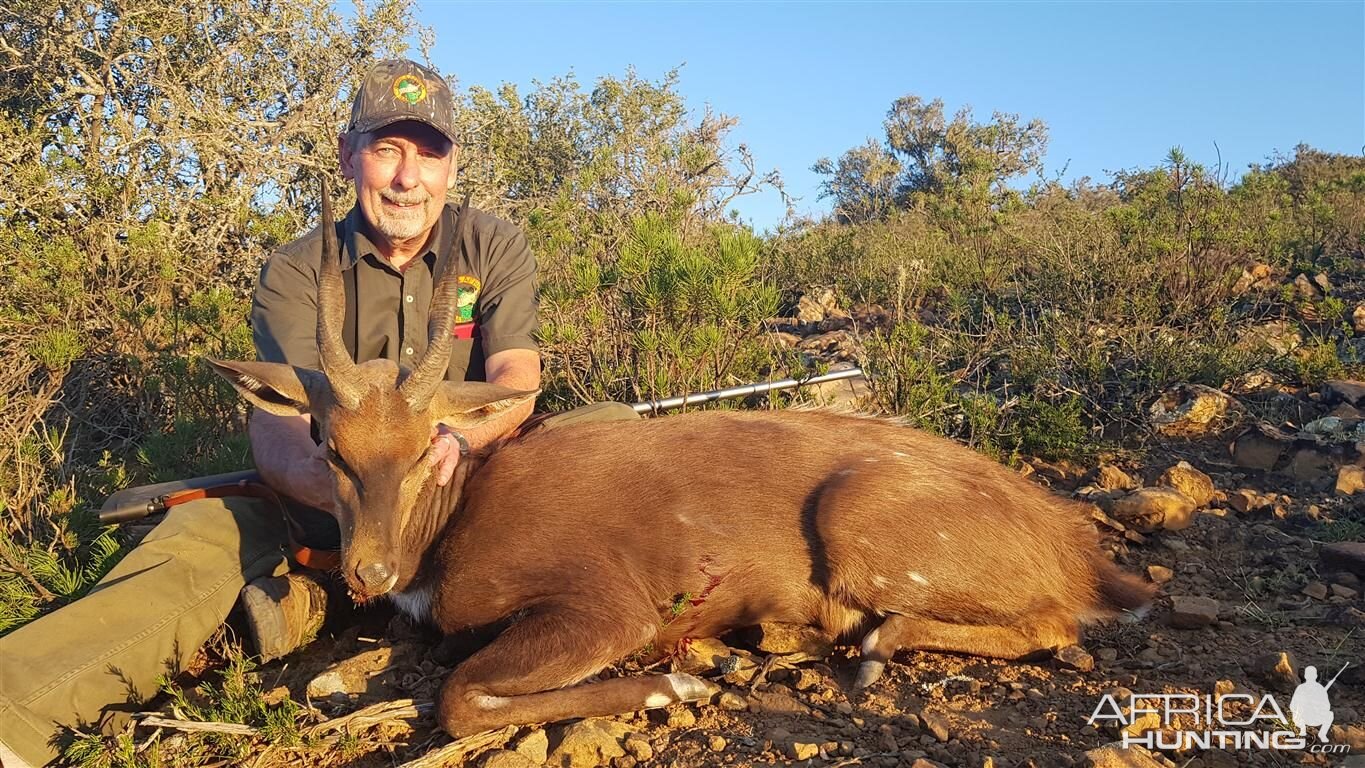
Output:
top-left (210, 183), bottom-right (1153, 738)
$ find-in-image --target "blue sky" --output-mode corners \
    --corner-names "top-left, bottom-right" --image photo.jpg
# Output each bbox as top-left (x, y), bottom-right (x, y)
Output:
top-left (416, 1), bottom-right (1364, 232)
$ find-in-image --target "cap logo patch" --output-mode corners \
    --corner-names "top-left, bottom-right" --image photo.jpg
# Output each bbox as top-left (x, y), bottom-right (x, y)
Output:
top-left (392, 74), bottom-right (428, 105)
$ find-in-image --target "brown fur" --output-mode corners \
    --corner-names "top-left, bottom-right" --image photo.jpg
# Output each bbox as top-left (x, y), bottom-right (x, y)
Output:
top-left (389, 409), bottom-right (1154, 735)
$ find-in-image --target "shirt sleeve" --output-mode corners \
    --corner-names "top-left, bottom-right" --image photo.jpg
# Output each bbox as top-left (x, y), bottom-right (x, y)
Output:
top-left (475, 221), bottom-right (539, 357)
top-left (252, 246), bottom-right (321, 369)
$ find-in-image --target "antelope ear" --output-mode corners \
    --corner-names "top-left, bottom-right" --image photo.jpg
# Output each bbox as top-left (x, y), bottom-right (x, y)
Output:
top-left (207, 358), bottom-right (323, 417)
top-left (430, 382), bottom-right (539, 428)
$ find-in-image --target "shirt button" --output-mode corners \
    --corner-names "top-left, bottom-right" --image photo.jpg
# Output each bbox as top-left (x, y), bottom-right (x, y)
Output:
top-left (405, 295), bottom-right (414, 303)
top-left (404, 347), bottom-right (414, 356)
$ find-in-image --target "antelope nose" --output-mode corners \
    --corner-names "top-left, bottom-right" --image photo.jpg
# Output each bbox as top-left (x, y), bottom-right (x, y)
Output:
top-left (357, 562), bottom-right (393, 593)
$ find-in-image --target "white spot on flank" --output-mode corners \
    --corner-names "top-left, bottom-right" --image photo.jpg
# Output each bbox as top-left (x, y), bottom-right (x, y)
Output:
top-left (936, 531), bottom-right (951, 541)
top-left (644, 692), bottom-right (672, 708)
top-left (872, 575), bottom-right (891, 588)
top-left (676, 513), bottom-right (692, 525)
top-left (838, 468), bottom-right (855, 477)
top-left (907, 571), bottom-right (930, 586)
top-left (978, 491), bottom-right (992, 499)
top-left (387, 585), bottom-right (432, 622)
top-left (857, 537), bottom-right (872, 547)
top-left (864, 457), bottom-right (879, 463)
top-left (893, 451), bottom-right (909, 458)
top-left (472, 694), bottom-right (510, 709)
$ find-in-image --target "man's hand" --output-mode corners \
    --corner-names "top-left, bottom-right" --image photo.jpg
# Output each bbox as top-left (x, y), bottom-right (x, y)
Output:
top-left (429, 423), bottom-right (466, 487)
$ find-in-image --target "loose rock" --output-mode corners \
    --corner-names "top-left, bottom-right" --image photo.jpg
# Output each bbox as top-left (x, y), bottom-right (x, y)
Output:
top-left (1168, 595), bottom-right (1220, 628)
top-left (1302, 581), bottom-right (1329, 600)
top-left (1055, 645), bottom-right (1095, 672)
top-left (547, 720), bottom-right (632, 768)
top-left (1321, 542), bottom-right (1365, 578)
top-left (1252, 651), bottom-right (1299, 693)
top-left (1337, 465), bottom-right (1365, 495)
top-left (742, 622), bottom-right (834, 656)
top-left (1096, 465), bottom-right (1138, 491)
top-left (1084, 744), bottom-right (1167, 768)
top-left (1110, 487), bottom-right (1198, 532)
top-left (1146, 565), bottom-right (1173, 584)
top-left (1157, 461), bottom-right (1216, 507)
top-left (513, 730), bottom-right (549, 764)
top-left (483, 751), bottom-right (540, 768)
top-left (1149, 384), bottom-right (1240, 437)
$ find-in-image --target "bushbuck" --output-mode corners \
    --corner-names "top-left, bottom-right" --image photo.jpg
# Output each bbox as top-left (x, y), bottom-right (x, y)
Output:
top-left (210, 182), bottom-right (1153, 738)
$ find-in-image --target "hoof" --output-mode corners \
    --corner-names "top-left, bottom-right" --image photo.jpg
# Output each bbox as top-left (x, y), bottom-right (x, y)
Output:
top-left (853, 660), bottom-right (886, 690)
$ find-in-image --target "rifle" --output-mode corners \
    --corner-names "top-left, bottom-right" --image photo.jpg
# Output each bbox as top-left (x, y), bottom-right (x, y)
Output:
top-left (100, 366), bottom-right (868, 524)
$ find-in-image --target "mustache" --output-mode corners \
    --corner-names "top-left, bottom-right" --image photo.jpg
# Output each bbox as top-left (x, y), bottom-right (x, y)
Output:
top-left (380, 190), bottom-right (430, 206)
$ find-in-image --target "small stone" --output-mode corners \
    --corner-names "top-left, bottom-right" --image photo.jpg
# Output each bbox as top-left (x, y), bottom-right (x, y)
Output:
top-left (513, 729), bottom-right (549, 764)
top-left (1332, 583), bottom-right (1359, 599)
top-left (1096, 647), bottom-right (1119, 663)
top-left (1096, 465), bottom-right (1138, 491)
top-left (787, 741), bottom-right (820, 761)
top-left (1231, 427), bottom-right (1288, 471)
top-left (1337, 466), bottom-right (1365, 495)
top-left (1252, 651), bottom-right (1299, 693)
top-left (548, 719), bottom-right (632, 768)
top-left (717, 691), bottom-right (747, 711)
top-left (707, 735), bottom-right (726, 752)
top-left (1055, 645), bottom-right (1095, 672)
top-left (1290, 448), bottom-right (1337, 483)
top-left (1303, 581), bottom-right (1330, 600)
top-left (1111, 487), bottom-right (1198, 532)
top-left (747, 690), bottom-right (811, 715)
top-left (612, 756), bottom-right (636, 768)
top-left (304, 643), bottom-right (416, 699)
top-left (877, 723), bottom-right (898, 751)
top-left (1295, 272), bottom-right (1321, 299)
top-left (1214, 679), bottom-right (1236, 696)
top-left (1322, 542), bottom-right (1365, 578)
top-left (1084, 744), bottom-right (1167, 768)
top-left (1149, 383), bottom-right (1240, 437)
top-left (790, 668), bottom-right (820, 691)
top-left (1324, 379), bottom-right (1365, 406)
top-left (1146, 565), bottom-right (1173, 584)
top-left (921, 710), bottom-right (951, 742)
top-left (1158, 461), bottom-right (1216, 507)
top-left (743, 622), bottom-right (834, 656)
top-left (1169, 595), bottom-right (1220, 628)
top-left (666, 708), bottom-right (696, 728)
top-left (674, 637), bottom-right (733, 675)
top-left (483, 750), bottom-right (540, 768)
top-left (623, 734), bottom-right (652, 762)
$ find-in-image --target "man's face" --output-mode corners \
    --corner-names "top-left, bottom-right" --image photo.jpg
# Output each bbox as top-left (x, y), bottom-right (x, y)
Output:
top-left (340, 122), bottom-right (458, 250)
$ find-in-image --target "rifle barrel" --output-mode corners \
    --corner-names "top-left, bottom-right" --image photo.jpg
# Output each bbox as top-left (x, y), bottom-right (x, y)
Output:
top-left (631, 367), bottom-right (865, 415)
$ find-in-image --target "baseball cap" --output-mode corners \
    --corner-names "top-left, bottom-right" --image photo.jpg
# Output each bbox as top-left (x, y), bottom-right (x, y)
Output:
top-left (348, 59), bottom-right (458, 144)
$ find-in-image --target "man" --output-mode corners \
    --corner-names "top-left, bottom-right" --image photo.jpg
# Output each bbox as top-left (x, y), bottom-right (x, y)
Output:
top-left (238, 58), bottom-right (545, 658)
top-left (0, 59), bottom-right (631, 767)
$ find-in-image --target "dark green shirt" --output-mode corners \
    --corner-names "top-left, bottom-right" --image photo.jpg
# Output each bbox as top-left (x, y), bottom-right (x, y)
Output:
top-left (252, 203), bottom-right (538, 382)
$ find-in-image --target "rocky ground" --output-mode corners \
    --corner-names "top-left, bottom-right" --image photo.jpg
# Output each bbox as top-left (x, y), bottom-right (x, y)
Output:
top-left (127, 285), bottom-right (1365, 768)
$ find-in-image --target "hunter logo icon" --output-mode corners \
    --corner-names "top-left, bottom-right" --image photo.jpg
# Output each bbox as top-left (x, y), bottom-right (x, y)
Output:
top-left (392, 74), bottom-right (427, 105)
top-left (1291, 663), bottom-right (1346, 743)
top-left (455, 274), bottom-right (481, 323)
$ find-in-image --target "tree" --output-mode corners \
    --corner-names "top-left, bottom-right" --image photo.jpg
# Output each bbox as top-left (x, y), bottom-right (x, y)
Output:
top-left (814, 95), bottom-right (1048, 225)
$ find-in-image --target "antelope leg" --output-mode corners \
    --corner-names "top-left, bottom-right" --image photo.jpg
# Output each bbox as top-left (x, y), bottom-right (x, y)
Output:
top-left (437, 605), bottom-right (716, 736)
top-left (854, 613), bottom-right (1078, 689)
